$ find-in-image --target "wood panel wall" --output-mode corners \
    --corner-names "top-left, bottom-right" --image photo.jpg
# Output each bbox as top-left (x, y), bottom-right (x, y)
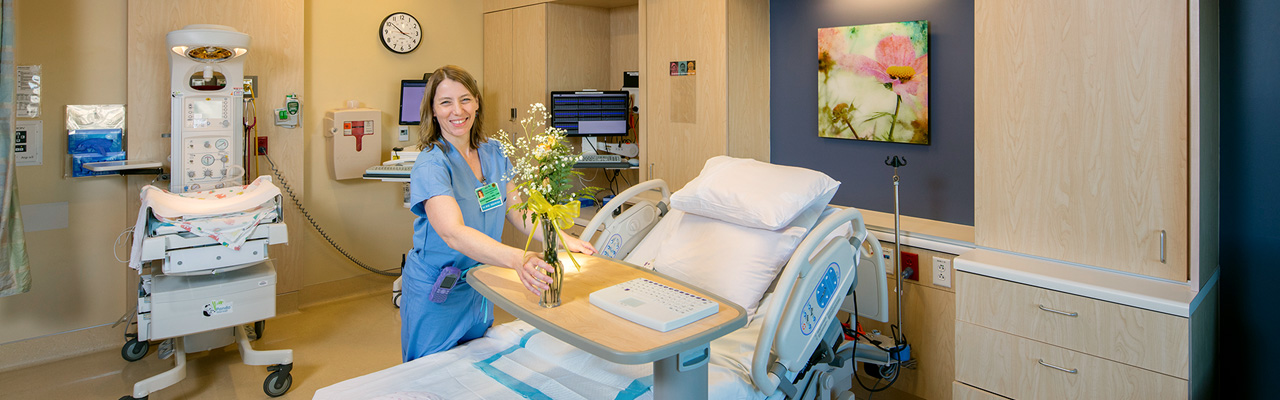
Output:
top-left (126, 0), bottom-right (305, 293)
top-left (725, 0), bottom-right (769, 162)
top-left (642, 0), bottom-right (727, 190)
top-left (851, 244), bottom-right (958, 400)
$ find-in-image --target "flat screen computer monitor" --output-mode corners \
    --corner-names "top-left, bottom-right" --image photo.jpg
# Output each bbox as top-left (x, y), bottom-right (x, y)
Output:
top-left (550, 91), bottom-right (629, 136)
top-left (399, 79), bottom-right (429, 125)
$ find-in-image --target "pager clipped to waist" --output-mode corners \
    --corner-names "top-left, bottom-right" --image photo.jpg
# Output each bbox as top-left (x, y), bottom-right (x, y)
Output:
top-left (430, 266), bottom-right (462, 303)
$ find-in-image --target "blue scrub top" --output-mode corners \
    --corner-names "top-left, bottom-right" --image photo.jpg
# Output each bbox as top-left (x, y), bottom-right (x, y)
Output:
top-left (406, 139), bottom-right (513, 278)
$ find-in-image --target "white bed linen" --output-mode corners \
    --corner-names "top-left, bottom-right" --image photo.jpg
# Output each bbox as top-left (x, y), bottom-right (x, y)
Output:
top-left (314, 298), bottom-right (779, 400)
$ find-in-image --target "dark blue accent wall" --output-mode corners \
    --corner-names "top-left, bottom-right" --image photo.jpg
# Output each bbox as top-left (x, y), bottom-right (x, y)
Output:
top-left (770, 0), bottom-right (974, 225)
top-left (1221, 0), bottom-right (1279, 395)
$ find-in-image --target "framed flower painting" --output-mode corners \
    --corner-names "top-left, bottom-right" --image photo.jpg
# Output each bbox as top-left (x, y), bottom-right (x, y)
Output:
top-left (819, 20), bottom-right (929, 145)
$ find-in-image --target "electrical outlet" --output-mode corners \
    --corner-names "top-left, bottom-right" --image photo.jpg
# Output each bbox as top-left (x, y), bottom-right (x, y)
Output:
top-left (243, 76), bottom-right (258, 99)
top-left (256, 137), bottom-right (268, 155)
top-left (883, 252), bottom-right (895, 275)
top-left (932, 256), bottom-right (952, 288)
top-left (901, 251), bottom-right (919, 281)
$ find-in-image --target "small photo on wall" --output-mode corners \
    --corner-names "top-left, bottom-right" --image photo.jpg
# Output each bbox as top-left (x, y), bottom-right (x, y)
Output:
top-left (818, 20), bottom-right (929, 145)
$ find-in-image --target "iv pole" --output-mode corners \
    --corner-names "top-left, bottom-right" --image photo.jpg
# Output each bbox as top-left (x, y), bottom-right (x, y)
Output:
top-left (885, 155), bottom-right (907, 346)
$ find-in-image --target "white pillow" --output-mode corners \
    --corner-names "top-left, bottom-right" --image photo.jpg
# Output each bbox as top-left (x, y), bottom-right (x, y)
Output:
top-left (671, 156), bottom-right (839, 230)
top-left (649, 213), bottom-right (808, 319)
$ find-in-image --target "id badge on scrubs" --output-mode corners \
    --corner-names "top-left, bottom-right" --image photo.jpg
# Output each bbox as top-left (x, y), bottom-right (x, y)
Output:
top-left (476, 182), bottom-right (503, 212)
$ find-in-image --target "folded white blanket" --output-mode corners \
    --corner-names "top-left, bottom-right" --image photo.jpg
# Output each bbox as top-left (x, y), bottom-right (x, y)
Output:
top-left (127, 176), bottom-right (281, 271)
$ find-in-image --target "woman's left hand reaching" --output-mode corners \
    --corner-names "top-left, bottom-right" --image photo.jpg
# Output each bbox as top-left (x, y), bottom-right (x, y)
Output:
top-left (561, 235), bottom-right (597, 255)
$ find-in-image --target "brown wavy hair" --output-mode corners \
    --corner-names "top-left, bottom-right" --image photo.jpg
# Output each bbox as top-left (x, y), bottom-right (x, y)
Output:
top-left (417, 65), bottom-right (486, 152)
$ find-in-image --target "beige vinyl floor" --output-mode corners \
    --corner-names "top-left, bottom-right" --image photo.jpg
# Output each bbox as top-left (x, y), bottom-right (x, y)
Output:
top-left (0, 291), bottom-right (515, 400)
top-left (0, 290), bottom-right (921, 400)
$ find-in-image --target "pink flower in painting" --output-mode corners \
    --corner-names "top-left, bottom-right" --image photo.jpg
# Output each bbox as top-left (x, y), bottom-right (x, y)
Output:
top-left (818, 28), bottom-right (847, 54)
top-left (848, 35), bottom-right (928, 98)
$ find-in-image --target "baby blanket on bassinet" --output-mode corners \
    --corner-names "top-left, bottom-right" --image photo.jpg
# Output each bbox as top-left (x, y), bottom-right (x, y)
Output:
top-left (127, 176), bottom-right (282, 271)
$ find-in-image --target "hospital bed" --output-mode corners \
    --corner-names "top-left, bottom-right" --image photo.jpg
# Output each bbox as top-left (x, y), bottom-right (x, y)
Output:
top-left (119, 176), bottom-right (295, 400)
top-left (315, 157), bottom-right (889, 399)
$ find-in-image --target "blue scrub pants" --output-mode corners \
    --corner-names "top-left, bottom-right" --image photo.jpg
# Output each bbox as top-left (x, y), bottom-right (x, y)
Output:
top-left (400, 270), bottom-right (493, 362)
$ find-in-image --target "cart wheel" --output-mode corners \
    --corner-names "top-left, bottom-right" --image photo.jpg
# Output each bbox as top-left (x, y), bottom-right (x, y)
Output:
top-left (254, 320), bottom-right (266, 340)
top-left (393, 292), bottom-right (402, 308)
top-left (121, 338), bottom-right (149, 362)
top-left (263, 370), bottom-right (292, 397)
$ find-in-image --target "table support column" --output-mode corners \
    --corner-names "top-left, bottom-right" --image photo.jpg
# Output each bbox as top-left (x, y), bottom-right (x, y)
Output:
top-left (653, 344), bottom-right (709, 400)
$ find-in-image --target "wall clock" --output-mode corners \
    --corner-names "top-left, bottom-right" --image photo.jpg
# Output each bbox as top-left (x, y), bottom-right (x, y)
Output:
top-left (380, 12), bottom-right (421, 54)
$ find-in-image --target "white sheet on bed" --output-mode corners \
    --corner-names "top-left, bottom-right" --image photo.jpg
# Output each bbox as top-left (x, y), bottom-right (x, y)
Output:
top-left (314, 296), bottom-right (780, 400)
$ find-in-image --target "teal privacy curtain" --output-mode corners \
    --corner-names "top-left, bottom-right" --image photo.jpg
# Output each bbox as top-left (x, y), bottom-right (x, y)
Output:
top-left (0, 0), bottom-right (29, 298)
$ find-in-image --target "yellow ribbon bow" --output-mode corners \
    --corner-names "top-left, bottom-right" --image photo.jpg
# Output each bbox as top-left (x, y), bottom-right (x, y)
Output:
top-left (522, 190), bottom-right (584, 272)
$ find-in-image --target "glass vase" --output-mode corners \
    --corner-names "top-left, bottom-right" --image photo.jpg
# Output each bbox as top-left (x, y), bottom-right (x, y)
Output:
top-left (539, 217), bottom-right (563, 308)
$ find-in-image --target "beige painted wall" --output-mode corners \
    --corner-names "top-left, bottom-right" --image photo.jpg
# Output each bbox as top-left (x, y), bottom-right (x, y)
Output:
top-left (0, 0), bottom-right (485, 355)
top-left (300, 1), bottom-right (484, 289)
top-left (0, 0), bottom-right (129, 345)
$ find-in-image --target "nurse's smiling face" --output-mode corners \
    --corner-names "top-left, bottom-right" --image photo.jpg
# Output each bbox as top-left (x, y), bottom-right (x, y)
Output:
top-left (432, 78), bottom-right (479, 142)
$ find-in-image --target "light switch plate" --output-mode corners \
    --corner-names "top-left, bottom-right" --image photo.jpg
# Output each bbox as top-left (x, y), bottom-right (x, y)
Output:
top-left (398, 126), bottom-right (410, 142)
top-left (933, 256), bottom-right (952, 288)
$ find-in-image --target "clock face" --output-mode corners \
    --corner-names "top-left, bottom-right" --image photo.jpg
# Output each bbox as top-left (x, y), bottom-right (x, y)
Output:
top-left (380, 12), bottom-right (422, 54)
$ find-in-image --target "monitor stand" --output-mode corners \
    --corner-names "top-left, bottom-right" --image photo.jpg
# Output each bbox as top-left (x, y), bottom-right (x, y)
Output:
top-left (581, 136), bottom-right (601, 155)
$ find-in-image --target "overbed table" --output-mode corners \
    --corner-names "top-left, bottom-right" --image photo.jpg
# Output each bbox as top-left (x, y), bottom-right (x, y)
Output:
top-left (469, 252), bottom-right (747, 400)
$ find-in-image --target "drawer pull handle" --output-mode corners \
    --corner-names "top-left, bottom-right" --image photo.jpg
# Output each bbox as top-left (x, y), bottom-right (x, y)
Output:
top-left (1038, 359), bottom-right (1078, 374)
top-left (1038, 304), bottom-right (1078, 317)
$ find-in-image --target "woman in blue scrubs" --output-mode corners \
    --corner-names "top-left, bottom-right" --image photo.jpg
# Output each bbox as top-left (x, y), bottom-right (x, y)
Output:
top-left (401, 65), bottom-right (596, 362)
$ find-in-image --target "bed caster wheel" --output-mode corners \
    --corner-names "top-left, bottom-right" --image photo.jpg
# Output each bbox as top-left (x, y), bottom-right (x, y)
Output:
top-left (121, 338), bottom-right (149, 362)
top-left (264, 363), bottom-right (293, 397)
top-left (393, 292), bottom-right (402, 308)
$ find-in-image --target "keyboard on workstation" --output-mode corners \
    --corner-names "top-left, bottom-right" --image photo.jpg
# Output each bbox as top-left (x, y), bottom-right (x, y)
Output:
top-left (363, 165), bottom-right (412, 180)
top-left (589, 278), bottom-right (719, 332)
top-left (574, 153), bottom-right (631, 169)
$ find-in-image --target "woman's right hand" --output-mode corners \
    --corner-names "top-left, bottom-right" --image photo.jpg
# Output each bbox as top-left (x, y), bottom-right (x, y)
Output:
top-left (515, 251), bottom-right (553, 296)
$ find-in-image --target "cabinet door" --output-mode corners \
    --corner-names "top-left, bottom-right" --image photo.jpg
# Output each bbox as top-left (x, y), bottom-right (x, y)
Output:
top-left (483, 10), bottom-right (514, 137)
top-left (974, 0), bottom-right (1188, 281)
top-left (511, 5), bottom-right (548, 119)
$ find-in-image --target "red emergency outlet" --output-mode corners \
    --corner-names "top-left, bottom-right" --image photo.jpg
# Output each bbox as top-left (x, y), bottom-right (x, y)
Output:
top-left (901, 251), bottom-right (919, 281)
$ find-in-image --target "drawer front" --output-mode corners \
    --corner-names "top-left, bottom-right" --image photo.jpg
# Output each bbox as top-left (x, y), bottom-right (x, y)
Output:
top-left (955, 381), bottom-right (1009, 400)
top-left (956, 272), bottom-right (1189, 378)
top-left (956, 321), bottom-right (1187, 399)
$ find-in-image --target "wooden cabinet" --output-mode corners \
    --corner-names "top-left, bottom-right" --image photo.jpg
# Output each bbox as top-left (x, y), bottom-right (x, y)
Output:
top-left (482, 3), bottom-right (611, 138)
top-left (484, 2), bottom-right (612, 248)
top-left (955, 271), bottom-right (1193, 399)
top-left (956, 321), bottom-right (1188, 399)
top-left (956, 273), bottom-right (1189, 378)
top-left (974, 0), bottom-right (1216, 283)
top-left (639, 0), bottom-right (770, 190)
top-left (954, 381), bottom-right (1008, 400)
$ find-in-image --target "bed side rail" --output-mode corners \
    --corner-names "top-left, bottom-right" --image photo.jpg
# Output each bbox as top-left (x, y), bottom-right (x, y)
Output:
top-left (750, 207), bottom-right (871, 397)
top-left (581, 179), bottom-right (670, 260)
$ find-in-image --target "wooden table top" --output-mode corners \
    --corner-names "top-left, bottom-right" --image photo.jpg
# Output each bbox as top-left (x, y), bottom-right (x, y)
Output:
top-left (469, 252), bottom-right (747, 364)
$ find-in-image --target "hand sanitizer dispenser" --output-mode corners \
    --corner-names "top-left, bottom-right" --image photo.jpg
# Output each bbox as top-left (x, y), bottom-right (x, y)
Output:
top-left (324, 101), bottom-right (381, 180)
